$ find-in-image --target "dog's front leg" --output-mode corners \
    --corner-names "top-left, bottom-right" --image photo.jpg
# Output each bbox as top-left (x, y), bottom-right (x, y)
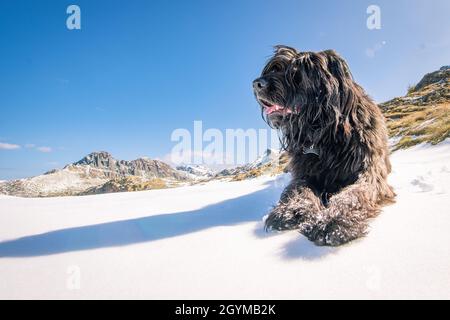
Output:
top-left (298, 175), bottom-right (381, 246)
top-left (265, 183), bottom-right (324, 231)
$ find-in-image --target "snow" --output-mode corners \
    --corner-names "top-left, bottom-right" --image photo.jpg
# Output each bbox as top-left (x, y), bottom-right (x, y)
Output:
top-left (176, 164), bottom-right (215, 179)
top-left (0, 143), bottom-right (449, 299)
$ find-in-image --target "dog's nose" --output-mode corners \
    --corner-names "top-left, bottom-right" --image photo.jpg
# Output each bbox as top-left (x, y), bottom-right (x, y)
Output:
top-left (253, 78), bottom-right (268, 92)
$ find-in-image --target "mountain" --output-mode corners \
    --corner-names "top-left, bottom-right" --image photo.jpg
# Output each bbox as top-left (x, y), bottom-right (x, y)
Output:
top-left (72, 151), bottom-right (187, 180)
top-left (381, 66), bottom-right (449, 150)
top-left (216, 149), bottom-right (289, 181)
top-left (176, 164), bottom-right (215, 179)
top-left (0, 152), bottom-right (190, 197)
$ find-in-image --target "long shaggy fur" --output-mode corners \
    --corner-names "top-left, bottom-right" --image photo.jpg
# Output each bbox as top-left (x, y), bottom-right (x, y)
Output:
top-left (254, 46), bottom-right (395, 246)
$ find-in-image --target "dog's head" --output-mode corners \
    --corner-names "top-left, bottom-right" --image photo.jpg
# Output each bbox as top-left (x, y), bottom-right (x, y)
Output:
top-left (253, 46), bottom-right (354, 129)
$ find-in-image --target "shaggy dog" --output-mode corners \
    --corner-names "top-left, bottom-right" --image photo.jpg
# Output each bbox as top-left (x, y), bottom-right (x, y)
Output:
top-left (253, 46), bottom-right (395, 246)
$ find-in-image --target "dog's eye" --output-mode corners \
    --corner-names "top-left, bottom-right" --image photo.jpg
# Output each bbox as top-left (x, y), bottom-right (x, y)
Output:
top-left (263, 63), bottom-right (284, 76)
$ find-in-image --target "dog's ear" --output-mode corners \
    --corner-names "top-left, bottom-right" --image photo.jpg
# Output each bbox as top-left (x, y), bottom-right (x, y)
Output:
top-left (322, 50), bottom-right (353, 80)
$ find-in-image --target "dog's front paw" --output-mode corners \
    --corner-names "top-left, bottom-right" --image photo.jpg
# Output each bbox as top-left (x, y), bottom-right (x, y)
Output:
top-left (264, 188), bottom-right (323, 232)
top-left (299, 217), bottom-right (368, 246)
top-left (264, 205), bottom-right (302, 231)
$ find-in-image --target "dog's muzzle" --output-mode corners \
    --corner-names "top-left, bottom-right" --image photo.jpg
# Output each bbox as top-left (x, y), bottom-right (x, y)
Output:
top-left (253, 78), bottom-right (268, 94)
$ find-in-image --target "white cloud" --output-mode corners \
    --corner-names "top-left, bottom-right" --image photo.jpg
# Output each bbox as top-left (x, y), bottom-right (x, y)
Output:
top-left (24, 143), bottom-right (55, 153)
top-left (36, 146), bottom-right (52, 153)
top-left (1, 141), bottom-right (55, 153)
top-left (0, 142), bottom-right (21, 150)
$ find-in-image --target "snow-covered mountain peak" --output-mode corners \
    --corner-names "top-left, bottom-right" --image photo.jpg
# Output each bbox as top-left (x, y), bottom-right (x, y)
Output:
top-left (176, 164), bottom-right (215, 178)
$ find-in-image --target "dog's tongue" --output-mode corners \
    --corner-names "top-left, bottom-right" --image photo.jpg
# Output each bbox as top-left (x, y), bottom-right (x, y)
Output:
top-left (265, 105), bottom-right (293, 115)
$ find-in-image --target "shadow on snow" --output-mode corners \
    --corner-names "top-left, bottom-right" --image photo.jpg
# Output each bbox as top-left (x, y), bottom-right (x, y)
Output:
top-left (0, 179), bottom-right (333, 259)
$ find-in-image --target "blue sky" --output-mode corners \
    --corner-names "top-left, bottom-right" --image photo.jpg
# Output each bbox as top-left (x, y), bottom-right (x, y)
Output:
top-left (0, 0), bottom-right (449, 179)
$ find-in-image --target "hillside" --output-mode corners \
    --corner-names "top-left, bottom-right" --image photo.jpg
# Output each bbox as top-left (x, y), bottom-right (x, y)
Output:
top-left (381, 66), bottom-right (450, 150)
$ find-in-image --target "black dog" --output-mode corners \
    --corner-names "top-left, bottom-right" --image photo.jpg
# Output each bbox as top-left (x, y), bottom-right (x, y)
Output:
top-left (253, 46), bottom-right (395, 246)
